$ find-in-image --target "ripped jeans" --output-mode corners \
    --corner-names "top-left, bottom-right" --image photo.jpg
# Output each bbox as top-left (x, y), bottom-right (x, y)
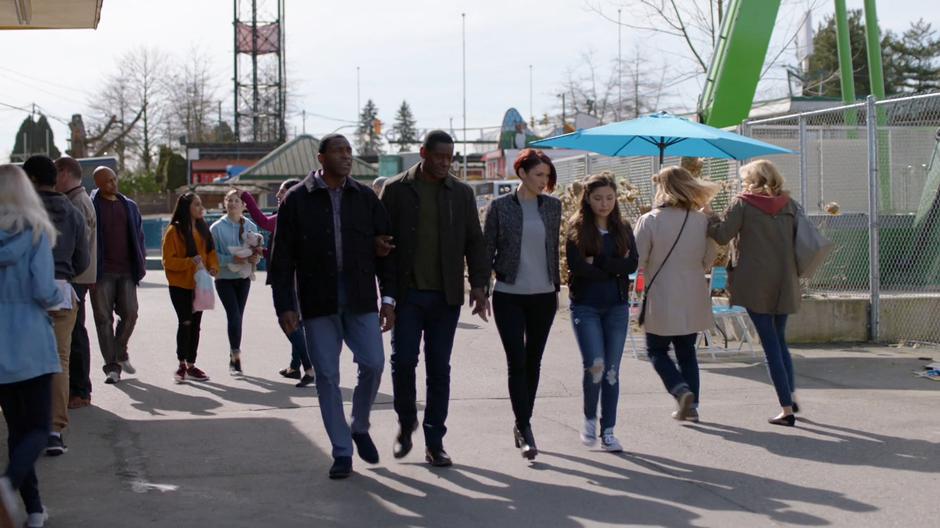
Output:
top-left (570, 302), bottom-right (629, 431)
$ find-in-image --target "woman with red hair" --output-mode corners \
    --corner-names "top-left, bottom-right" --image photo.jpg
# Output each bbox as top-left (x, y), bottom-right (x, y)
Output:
top-left (483, 149), bottom-right (561, 461)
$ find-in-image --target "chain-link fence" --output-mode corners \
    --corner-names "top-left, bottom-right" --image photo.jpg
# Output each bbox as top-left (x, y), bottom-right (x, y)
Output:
top-left (552, 92), bottom-right (940, 345)
top-left (748, 93), bottom-right (940, 346)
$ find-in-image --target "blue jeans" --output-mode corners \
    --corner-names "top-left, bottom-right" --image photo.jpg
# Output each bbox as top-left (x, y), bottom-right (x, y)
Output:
top-left (215, 278), bottom-right (251, 351)
top-left (391, 290), bottom-right (461, 450)
top-left (646, 333), bottom-right (700, 406)
top-left (303, 282), bottom-right (384, 459)
top-left (747, 310), bottom-right (794, 408)
top-left (0, 374), bottom-right (52, 515)
top-left (570, 303), bottom-right (629, 431)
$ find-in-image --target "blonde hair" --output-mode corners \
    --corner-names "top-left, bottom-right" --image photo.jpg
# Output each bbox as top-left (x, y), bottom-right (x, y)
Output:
top-left (740, 159), bottom-right (786, 196)
top-left (0, 164), bottom-right (58, 245)
top-left (653, 166), bottom-right (720, 210)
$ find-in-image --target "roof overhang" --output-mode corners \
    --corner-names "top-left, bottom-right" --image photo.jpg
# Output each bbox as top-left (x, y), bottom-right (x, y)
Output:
top-left (0, 0), bottom-right (102, 30)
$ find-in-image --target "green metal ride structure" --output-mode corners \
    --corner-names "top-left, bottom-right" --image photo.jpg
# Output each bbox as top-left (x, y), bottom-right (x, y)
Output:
top-left (696, 0), bottom-right (940, 294)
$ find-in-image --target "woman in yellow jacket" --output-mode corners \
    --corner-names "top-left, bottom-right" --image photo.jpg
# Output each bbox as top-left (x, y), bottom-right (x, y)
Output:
top-left (162, 192), bottom-right (219, 383)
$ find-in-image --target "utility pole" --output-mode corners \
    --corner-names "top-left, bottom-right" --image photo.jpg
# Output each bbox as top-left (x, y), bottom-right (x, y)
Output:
top-left (356, 66), bottom-right (361, 118)
top-left (618, 8), bottom-right (622, 121)
top-left (529, 64), bottom-right (534, 126)
top-left (302, 109), bottom-right (306, 134)
top-left (461, 12), bottom-right (468, 180)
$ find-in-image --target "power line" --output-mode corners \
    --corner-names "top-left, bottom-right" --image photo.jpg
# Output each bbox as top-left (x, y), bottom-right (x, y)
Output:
top-left (0, 100), bottom-right (70, 125)
top-left (0, 65), bottom-right (93, 100)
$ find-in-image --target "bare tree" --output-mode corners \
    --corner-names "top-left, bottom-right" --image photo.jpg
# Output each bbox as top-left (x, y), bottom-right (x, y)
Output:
top-left (558, 49), bottom-right (668, 124)
top-left (587, 1), bottom-right (816, 94)
top-left (164, 47), bottom-right (220, 144)
top-left (87, 74), bottom-right (138, 172)
top-left (122, 46), bottom-right (167, 174)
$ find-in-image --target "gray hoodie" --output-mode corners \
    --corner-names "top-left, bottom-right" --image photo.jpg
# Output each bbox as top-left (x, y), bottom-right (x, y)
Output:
top-left (38, 190), bottom-right (90, 281)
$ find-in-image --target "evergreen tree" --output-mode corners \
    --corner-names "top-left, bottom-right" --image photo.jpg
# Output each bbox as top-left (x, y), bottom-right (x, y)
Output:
top-left (355, 99), bottom-right (384, 157)
top-left (888, 19), bottom-right (940, 93)
top-left (392, 100), bottom-right (418, 152)
top-left (804, 9), bottom-right (904, 97)
top-left (11, 114), bottom-right (61, 162)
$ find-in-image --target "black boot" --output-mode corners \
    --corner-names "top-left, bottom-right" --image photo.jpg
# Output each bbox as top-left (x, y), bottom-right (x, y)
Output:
top-left (521, 425), bottom-right (538, 460)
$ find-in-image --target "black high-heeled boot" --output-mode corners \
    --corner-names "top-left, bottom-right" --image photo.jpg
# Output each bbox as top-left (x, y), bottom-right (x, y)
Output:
top-left (513, 425), bottom-right (524, 448)
top-left (521, 426), bottom-right (538, 460)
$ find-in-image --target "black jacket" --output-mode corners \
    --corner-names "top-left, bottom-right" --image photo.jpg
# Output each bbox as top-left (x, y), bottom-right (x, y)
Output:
top-left (269, 172), bottom-right (395, 319)
top-left (38, 191), bottom-right (90, 281)
top-left (565, 228), bottom-right (639, 304)
top-left (381, 164), bottom-right (489, 307)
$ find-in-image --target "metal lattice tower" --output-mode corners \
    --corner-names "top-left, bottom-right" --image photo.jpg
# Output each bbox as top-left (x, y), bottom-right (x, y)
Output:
top-left (233, 0), bottom-right (285, 143)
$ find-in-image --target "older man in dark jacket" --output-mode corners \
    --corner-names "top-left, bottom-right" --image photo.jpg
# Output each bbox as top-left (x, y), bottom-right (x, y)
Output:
top-left (24, 155), bottom-right (89, 457)
top-left (269, 134), bottom-right (396, 479)
top-left (90, 167), bottom-right (146, 386)
top-left (379, 130), bottom-right (490, 467)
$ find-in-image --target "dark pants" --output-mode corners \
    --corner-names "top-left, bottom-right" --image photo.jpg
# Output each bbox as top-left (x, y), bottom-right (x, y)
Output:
top-left (288, 328), bottom-right (312, 371)
top-left (69, 285), bottom-right (92, 399)
top-left (391, 290), bottom-right (461, 450)
top-left (266, 287), bottom-right (311, 371)
top-left (493, 291), bottom-right (557, 430)
top-left (169, 286), bottom-right (203, 364)
top-left (747, 310), bottom-right (794, 408)
top-left (214, 278), bottom-right (250, 352)
top-left (645, 333), bottom-right (700, 405)
top-left (0, 374), bottom-right (52, 515)
top-left (90, 272), bottom-right (138, 374)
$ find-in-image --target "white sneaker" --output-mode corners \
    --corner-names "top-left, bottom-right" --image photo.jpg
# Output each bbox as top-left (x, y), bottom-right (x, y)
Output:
top-left (119, 360), bottom-right (136, 374)
top-left (26, 507), bottom-right (48, 528)
top-left (104, 371), bottom-right (120, 385)
top-left (601, 429), bottom-right (623, 452)
top-left (580, 417), bottom-right (598, 447)
top-left (0, 476), bottom-right (20, 527)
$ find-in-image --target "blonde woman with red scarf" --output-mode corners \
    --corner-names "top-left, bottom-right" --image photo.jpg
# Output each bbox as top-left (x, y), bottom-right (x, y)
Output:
top-left (705, 160), bottom-right (802, 427)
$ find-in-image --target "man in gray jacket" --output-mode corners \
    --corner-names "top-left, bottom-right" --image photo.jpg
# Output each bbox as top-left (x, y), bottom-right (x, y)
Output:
top-left (55, 157), bottom-right (97, 410)
top-left (24, 155), bottom-right (89, 457)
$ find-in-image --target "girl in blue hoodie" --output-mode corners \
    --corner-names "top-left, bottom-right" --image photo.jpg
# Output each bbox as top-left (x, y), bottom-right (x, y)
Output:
top-left (210, 189), bottom-right (261, 375)
top-left (0, 164), bottom-right (64, 528)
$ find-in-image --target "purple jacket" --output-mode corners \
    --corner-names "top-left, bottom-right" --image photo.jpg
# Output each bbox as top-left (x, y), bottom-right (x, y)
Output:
top-left (90, 190), bottom-right (147, 284)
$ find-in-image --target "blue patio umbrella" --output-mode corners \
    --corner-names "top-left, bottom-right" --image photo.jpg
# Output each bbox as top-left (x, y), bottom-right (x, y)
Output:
top-left (531, 111), bottom-right (794, 164)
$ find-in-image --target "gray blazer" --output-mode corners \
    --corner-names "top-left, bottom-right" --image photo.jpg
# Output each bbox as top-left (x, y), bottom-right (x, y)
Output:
top-left (483, 192), bottom-right (561, 290)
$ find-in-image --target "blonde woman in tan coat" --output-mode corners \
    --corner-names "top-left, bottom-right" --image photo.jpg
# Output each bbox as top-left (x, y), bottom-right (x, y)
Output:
top-left (705, 160), bottom-right (801, 427)
top-left (634, 167), bottom-right (718, 423)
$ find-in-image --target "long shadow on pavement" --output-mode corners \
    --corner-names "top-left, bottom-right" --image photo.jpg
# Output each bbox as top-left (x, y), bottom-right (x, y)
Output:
top-left (34, 405), bottom-right (418, 527)
top-left (688, 419), bottom-right (939, 473)
top-left (546, 450), bottom-right (876, 525)
top-left (363, 462), bottom-right (702, 527)
top-left (704, 355), bottom-right (940, 392)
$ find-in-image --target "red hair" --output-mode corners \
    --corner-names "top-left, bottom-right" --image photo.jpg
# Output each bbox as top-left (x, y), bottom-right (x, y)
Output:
top-left (513, 149), bottom-right (557, 192)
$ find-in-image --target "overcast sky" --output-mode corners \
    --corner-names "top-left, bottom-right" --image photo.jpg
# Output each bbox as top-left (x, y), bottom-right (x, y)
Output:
top-left (0, 0), bottom-right (935, 163)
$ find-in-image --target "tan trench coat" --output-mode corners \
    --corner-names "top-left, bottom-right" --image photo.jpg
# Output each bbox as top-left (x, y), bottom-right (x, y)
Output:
top-left (634, 207), bottom-right (718, 336)
top-left (707, 196), bottom-right (801, 315)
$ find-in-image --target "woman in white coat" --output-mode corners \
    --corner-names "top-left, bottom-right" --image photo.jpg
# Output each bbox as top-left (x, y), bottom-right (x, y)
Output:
top-left (634, 166), bottom-right (718, 423)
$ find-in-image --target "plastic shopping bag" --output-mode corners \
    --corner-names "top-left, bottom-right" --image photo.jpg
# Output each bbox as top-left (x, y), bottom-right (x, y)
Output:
top-left (193, 268), bottom-right (216, 312)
